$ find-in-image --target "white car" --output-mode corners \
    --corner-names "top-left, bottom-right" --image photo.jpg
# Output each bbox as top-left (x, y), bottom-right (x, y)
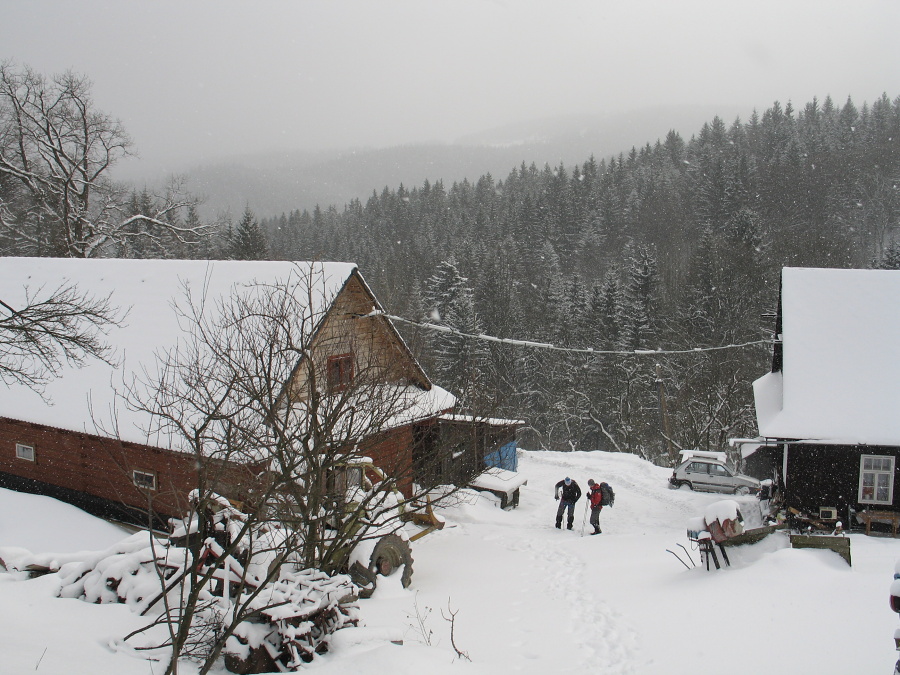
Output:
top-left (669, 457), bottom-right (760, 495)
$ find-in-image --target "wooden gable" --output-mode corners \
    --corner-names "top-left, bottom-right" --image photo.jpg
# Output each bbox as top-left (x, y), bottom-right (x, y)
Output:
top-left (285, 270), bottom-right (432, 401)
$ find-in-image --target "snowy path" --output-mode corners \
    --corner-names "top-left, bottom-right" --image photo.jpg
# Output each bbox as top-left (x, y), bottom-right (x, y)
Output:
top-left (3, 452), bottom-right (900, 674)
top-left (375, 448), bottom-right (838, 675)
top-left (483, 518), bottom-right (641, 672)
top-left (484, 452), bottom-right (645, 672)
top-left (360, 449), bottom-right (700, 673)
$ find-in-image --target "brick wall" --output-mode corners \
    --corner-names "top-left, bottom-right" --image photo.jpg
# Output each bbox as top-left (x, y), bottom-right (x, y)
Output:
top-left (0, 416), bottom-right (200, 520)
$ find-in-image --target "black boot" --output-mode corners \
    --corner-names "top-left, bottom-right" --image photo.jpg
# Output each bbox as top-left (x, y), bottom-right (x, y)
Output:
top-left (555, 522), bottom-right (561, 529)
top-left (591, 527), bottom-right (601, 535)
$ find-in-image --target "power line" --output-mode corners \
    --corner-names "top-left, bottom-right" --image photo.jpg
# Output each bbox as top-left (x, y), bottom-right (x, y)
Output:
top-left (372, 312), bottom-right (773, 356)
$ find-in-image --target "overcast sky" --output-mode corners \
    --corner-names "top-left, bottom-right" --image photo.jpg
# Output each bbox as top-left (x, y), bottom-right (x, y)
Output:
top-left (2, 0), bottom-right (898, 175)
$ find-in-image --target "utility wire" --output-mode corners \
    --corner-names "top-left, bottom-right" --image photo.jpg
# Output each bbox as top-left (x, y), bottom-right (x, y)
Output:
top-left (371, 311), bottom-right (773, 356)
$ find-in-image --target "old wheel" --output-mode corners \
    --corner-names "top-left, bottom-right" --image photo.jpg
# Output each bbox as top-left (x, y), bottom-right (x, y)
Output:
top-left (350, 533), bottom-right (414, 598)
top-left (369, 533), bottom-right (414, 588)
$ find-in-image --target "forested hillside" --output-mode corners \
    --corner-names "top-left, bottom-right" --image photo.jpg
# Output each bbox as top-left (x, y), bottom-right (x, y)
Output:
top-left (3, 77), bottom-right (898, 463)
top-left (257, 95), bottom-right (900, 461)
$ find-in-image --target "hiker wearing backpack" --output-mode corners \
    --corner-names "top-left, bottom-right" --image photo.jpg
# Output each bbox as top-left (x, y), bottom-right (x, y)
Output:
top-left (587, 479), bottom-right (615, 535)
top-left (554, 477), bottom-right (582, 530)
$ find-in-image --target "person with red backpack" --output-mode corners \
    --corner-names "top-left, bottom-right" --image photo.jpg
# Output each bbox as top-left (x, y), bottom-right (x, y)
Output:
top-left (587, 479), bottom-right (604, 535)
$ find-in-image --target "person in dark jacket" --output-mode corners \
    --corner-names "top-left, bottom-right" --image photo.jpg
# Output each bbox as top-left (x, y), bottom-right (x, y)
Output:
top-left (554, 477), bottom-right (582, 529)
top-left (587, 479), bottom-right (603, 535)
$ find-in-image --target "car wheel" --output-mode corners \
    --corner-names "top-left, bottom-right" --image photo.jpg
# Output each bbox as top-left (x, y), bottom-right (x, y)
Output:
top-left (681, 481), bottom-right (693, 491)
top-left (734, 486), bottom-right (750, 496)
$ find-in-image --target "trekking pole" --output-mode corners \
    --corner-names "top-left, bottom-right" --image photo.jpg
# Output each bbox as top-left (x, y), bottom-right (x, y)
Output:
top-left (580, 500), bottom-right (589, 537)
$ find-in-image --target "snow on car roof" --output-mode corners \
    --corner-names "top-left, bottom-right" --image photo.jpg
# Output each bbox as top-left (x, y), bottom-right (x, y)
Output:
top-left (679, 449), bottom-right (727, 462)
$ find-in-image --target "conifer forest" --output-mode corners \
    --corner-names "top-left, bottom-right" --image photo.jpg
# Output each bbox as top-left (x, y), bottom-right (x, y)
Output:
top-left (260, 95), bottom-right (900, 463)
top-left (4, 81), bottom-right (900, 464)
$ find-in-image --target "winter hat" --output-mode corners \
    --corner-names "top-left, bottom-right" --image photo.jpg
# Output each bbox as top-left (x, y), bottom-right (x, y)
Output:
top-left (588, 479), bottom-right (595, 486)
top-left (564, 477), bottom-right (572, 485)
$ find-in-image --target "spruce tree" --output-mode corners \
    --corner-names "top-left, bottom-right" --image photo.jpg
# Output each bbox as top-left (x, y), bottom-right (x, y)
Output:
top-left (621, 243), bottom-right (659, 350)
top-left (872, 241), bottom-right (900, 269)
top-left (229, 206), bottom-right (269, 261)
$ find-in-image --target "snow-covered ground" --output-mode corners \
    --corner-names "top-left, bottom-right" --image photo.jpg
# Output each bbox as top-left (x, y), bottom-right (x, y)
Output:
top-left (2, 449), bottom-right (898, 674)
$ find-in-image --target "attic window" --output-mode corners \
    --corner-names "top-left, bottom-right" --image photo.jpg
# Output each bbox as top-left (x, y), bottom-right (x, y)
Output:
top-left (327, 354), bottom-right (354, 391)
top-left (859, 455), bottom-right (894, 505)
top-left (15, 443), bottom-right (35, 462)
top-left (132, 470), bottom-right (157, 491)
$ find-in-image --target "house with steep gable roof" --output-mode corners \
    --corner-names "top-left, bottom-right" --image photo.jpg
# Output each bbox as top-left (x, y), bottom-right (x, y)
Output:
top-left (0, 257), bottom-right (516, 524)
top-left (750, 266), bottom-right (900, 530)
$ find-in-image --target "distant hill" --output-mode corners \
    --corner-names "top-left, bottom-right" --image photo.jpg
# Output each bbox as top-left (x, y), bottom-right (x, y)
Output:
top-left (135, 104), bottom-right (752, 220)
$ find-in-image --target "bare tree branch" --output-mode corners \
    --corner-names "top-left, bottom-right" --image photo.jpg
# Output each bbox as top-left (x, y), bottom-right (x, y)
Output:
top-left (0, 63), bottom-right (210, 258)
top-left (0, 281), bottom-right (123, 394)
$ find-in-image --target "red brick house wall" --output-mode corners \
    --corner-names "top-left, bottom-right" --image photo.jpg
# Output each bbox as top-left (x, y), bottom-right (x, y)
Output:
top-left (0, 268), bottom-right (456, 524)
top-left (0, 416), bottom-right (202, 522)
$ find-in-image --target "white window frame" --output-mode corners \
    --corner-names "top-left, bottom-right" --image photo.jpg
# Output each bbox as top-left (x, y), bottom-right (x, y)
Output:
top-left (132, 470), bottom-right (157, 491)
top-left (859, 454), bottom-right (895, 505)
top-left (15, 443), bottom-right (35, 462)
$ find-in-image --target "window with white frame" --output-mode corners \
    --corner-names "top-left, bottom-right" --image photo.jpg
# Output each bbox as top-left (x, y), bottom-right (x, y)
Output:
top-left (132, 470), bottom-right (157, 491)
top-left (859, 455), bottom-right (895, 505)
top-left (15, 443), bottom-right (35, 461)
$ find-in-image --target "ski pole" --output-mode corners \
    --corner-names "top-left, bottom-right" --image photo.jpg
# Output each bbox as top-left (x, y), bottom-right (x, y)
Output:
top-left (580, 500), bottom-right (589, 536)
top-left (666, 549), bottom-right (692, 570)
top-left (677, 543), bottom-right (696, 567)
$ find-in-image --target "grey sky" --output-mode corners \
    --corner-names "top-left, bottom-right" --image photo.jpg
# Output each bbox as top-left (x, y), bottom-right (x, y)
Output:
top-left (2, 0), bottom-right (898, 175)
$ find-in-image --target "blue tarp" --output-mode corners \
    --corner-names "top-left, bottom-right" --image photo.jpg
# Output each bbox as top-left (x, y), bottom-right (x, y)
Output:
top-left (484, 441), bottom-right (518, 472)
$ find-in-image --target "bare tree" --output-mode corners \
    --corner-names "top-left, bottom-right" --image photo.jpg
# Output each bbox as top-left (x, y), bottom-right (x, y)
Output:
top-left (0, 282), bottom-right (121, 393)
top-left (0, 63), bottom-right (209, 257)
top-left (120, 264), bottom-right (463, 673)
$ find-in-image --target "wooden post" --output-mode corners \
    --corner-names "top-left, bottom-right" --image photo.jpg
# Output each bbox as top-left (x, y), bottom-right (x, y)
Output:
top-left (655, 363), bottom-right (676, 464)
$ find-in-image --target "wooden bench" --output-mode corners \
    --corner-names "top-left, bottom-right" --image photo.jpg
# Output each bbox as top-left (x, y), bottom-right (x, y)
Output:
top-left (857, 510), bottom-right (900, 537)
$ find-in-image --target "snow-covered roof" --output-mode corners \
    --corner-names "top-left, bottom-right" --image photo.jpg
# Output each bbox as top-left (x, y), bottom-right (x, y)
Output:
top-left (288, 383), bottom-right (457, 439)
top-left (0, 257), bottom-right (357, 447)
top-left (437, 413), bottom-right (524, 427)
top-left (754, 267), bottom-right (900, 445)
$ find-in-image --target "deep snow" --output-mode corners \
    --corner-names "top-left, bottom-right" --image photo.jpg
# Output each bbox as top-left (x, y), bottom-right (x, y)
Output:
top-left (1, 449), bottom-right (898, 674)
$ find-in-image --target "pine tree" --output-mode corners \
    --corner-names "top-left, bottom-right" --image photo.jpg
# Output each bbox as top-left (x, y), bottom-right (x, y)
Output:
top-left (421, 258), bottom-right (489, 407)
top-left (229, 206), bottom-right (269, 260)
top-left (590, 270), bottom-right (624, 350)
top-left (435, 285), bottom-right (489, 408)
top-left (422, 258), bottom-right (467, 323)
top-left (872, 240), bottom-right (900, 269)
top-left (621, 243), bottom-right (659, 350)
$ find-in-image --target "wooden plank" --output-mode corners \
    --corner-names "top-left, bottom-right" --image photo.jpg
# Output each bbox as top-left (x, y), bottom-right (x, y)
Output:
top-left (721, 523), bottom-right (787, 547)
top-left (790, 534), bottom-right (851, 565)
